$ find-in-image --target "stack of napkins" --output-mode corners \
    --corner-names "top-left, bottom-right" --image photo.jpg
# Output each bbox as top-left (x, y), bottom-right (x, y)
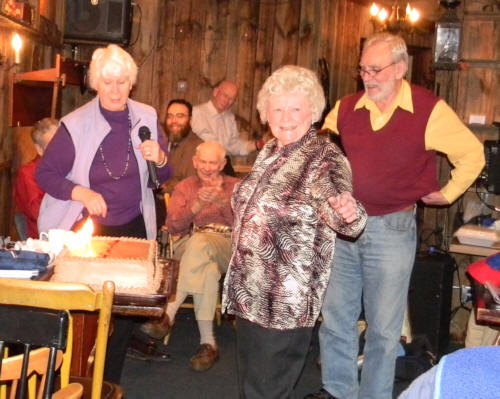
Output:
top-left (0, 249), bottom-right (51, 279)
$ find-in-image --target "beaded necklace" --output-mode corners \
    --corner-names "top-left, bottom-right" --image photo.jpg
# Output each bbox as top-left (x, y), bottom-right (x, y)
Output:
top-left (99, 112), bottom-right (132, 180)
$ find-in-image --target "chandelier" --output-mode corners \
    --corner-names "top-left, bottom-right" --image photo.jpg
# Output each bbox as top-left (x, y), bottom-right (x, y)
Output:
top-left (369, 2), bottom-right (420, 32)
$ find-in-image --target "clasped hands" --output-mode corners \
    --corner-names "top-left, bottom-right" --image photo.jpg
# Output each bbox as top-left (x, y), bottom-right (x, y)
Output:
top-left (191, 176), bottom-right (227, 214)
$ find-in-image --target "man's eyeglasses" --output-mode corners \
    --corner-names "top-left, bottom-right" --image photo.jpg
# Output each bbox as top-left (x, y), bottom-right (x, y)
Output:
top-left (167, 113), bottom-right (189, 119)
top-left (357, 62), bottom-right (396, 78)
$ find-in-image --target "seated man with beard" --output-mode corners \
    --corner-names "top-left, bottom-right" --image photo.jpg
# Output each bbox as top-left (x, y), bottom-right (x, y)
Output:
top-left (162, 99), bottom-right (203, 194)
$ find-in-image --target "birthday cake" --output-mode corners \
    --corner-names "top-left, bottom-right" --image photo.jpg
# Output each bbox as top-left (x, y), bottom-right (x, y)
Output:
top-left (52, 236), bottom-right (161, 294)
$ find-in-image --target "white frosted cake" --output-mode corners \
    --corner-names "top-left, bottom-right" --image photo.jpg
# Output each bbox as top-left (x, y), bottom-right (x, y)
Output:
top-left (52, 236), bottom-right (160, 294)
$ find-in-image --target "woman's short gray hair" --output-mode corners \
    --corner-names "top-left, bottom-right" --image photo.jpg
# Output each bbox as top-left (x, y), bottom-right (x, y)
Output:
top-left (363, 33), bottom-right (409, 67)
top-left (256, 65), bottom-right (325, 124)
top-left (88, 44), bottom-right (138, 90)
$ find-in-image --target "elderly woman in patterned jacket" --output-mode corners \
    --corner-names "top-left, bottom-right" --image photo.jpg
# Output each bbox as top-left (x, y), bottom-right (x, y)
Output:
top-left (222, 65), bottom-right (367, 399)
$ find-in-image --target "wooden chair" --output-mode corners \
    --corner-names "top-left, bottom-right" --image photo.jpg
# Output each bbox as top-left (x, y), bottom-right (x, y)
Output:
top-left (0, 279), bottom-right (115, 399)
top-left (0, 347), bottom-right (83, 399)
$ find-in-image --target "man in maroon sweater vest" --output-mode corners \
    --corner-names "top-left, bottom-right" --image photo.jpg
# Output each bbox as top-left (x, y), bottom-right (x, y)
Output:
top-left (307, 33), bottom-right (484, 399)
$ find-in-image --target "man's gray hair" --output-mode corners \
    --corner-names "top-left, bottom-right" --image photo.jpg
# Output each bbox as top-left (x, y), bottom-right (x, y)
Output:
top-left (363, 33), bottom-right (409, 67)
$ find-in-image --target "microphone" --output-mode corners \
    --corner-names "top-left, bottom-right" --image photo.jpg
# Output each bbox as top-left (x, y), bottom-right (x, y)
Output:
top-left (138, 126), bottom-right (160, 189)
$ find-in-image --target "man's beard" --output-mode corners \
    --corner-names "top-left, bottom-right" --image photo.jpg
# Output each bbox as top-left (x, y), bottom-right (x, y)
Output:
top-left (168, 124), bottom-right (191, 143)
top-left (364, 78), bottom-right (396, 102)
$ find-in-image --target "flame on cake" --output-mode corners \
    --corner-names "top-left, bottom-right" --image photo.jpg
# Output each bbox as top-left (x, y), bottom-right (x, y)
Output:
top-left (68, 218), bottom-right (96, 257)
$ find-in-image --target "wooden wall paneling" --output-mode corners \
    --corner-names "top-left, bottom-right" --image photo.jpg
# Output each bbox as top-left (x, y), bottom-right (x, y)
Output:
top-left (457, 68), bottom-right (499, 125)
top-left (224, 0), bottom-right (241, 82)
top-left (149, 0), bottom-right (166, 114)
top-left (250, 0), bottom-right (276, 134)
top-left (435, 69), bottom-right (459, 110)
top-left (319, 0), bottom-right (338, 107)
top-left (201, 0), bottom-right (231, 98)
top-left (272, 0), bottom-right (301, 70)
top-left (129, 0), bottom-right (162, 106)
top-left (457, 14), bottom-right (500, 125)
top-left (157, 0), bottom-right (177, 121)
top-left (462, 18), bottom-right (499, 61)
top-left (297, 0), bottom-right (321, 71)
top-left (0, 27), bottom-right (12, 236)
top-left (173, 0), bottom-right (206, 107)
top-left (232, 0), bottom-right (259, 139)
top-left (330, 0), bottom-right (362, 102)
top-left (344, 0), bottom-right (365, 96)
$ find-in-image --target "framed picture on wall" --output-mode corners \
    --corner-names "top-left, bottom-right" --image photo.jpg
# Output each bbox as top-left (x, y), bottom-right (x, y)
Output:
top-left (1, 0), bottom-right (33, 24)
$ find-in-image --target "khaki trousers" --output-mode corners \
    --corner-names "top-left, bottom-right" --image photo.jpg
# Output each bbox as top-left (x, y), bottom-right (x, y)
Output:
top-left (173, 231), bottom-right (231, 320)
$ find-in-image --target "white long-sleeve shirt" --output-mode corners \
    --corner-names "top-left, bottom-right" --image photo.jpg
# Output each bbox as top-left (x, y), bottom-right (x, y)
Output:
top-left (191, 101), bottom-right (255, 156)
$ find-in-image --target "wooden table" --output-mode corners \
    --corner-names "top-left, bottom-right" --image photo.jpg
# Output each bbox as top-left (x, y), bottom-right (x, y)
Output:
top-left (42, 257), bottom-right (178, 377)
top-left (449, 237), bottom-right (500, 257)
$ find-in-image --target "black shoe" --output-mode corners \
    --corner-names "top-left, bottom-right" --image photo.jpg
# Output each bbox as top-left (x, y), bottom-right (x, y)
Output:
top-left (127, 331), bottom-right (171, 362)
top-left (126, 346), bottom-right (171, 362)
top-left (303, 388), bottom-right (338, 399)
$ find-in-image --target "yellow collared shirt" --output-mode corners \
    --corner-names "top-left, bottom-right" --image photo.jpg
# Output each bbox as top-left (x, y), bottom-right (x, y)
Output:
top-left (323, 80), bottom-right (485, 203)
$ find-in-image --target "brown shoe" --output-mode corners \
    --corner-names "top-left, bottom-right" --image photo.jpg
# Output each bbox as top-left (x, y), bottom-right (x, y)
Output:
top-left (189, 343), bottom-right (219, 371)
top-left (140, 313), bottom-right (173, 340)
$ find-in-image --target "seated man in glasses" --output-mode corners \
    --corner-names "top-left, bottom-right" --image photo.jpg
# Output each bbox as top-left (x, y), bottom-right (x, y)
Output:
top-left (142, 141), bottom-right (239, 371)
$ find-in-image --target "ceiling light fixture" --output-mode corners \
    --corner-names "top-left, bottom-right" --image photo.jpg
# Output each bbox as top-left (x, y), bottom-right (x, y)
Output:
top-left (369, 1), bottom-right (420, 33)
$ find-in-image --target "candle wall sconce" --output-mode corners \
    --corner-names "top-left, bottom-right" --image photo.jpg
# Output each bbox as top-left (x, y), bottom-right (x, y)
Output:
top-left (0, 33), bottom-right (22, 69)
top-left (12, 33), bottom-right (22, 65)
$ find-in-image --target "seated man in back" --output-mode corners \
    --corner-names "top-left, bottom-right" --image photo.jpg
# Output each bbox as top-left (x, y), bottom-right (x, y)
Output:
top-left (191, 81), bottom-right (264, 175)
top-left (141, 141), bottom-right (240, 371)
top-left (13, 118), bottom-right (58, 238)
top-left (162, 99), bottom-right (203, 194)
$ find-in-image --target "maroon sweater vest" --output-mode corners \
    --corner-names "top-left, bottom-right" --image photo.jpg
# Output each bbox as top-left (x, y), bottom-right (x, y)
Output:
top-left (337, 85), bottom-right (441, 216)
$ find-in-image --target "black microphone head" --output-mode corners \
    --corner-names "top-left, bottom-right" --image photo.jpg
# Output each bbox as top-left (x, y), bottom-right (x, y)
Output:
top-left (138, 126), bottom-right (151, 142)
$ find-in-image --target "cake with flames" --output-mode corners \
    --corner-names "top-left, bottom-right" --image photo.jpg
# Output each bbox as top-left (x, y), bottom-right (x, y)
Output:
top-left (52, 236), bottom-right (161, 295)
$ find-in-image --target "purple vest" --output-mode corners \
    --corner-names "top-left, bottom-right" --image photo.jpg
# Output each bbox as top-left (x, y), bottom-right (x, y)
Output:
top-left (338, 85), bottom-right (440, 216)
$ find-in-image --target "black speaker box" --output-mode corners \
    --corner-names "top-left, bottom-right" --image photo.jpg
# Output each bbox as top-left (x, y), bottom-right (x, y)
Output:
top-left (408, 253), bottom-right (454, 355)
top-left (64, 0), bottom-right (132, 45)
top-left (484, 140), bottom-right (500, 194)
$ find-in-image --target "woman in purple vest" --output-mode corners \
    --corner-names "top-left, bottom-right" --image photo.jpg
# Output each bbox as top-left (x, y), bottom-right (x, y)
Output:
top-left (35, 44), bottom-right (171, 383)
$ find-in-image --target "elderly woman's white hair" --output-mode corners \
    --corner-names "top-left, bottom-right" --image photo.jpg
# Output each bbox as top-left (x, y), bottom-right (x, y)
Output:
top-left (256, 65), bottom-right (325, 124)
top-left (88, 44), bottom-right (138, 90)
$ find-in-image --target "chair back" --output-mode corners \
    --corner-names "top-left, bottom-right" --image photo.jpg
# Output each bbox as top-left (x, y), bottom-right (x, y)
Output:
top-left (0, 347), bottom-right (83, 399)
top-left (0, 279), bottom-right (114, 399)
top-left (0, 305), bottom-right (68, 399)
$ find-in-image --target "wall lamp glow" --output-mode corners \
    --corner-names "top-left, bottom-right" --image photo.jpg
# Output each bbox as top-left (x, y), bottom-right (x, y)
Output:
top-left (12, 33), bottom-right (22, 64)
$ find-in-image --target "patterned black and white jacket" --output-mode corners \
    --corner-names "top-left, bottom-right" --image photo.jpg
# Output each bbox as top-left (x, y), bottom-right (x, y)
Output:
top-left (222, 128), bottom-right (367, 329)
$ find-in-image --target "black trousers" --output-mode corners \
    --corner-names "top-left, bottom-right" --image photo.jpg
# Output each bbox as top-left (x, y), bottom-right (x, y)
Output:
top-left (236, 317), bottom-right (313, 399)
top-left (77, 214), bottom-right (147, 384)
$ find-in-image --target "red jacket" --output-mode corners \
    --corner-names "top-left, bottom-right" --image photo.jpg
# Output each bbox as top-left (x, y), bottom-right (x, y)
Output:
top-left (14, 156), bottom-right (44, 238)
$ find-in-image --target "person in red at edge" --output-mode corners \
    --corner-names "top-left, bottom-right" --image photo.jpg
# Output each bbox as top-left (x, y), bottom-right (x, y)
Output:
top-left (13, 118), bottom-right (57, 238)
